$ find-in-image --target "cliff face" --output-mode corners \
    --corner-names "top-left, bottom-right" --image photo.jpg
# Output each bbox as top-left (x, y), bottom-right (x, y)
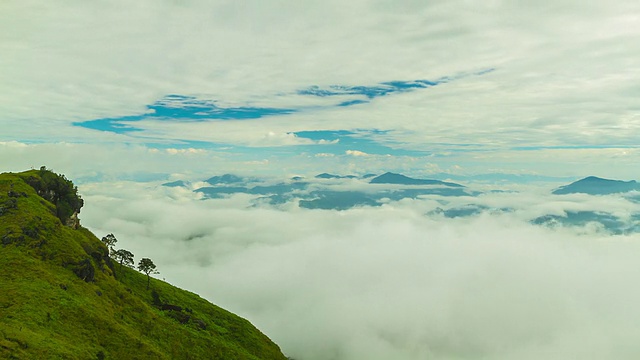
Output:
top-left (0, 170), bottom-right (287, 360)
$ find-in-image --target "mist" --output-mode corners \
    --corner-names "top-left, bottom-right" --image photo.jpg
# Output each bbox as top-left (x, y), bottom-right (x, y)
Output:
top-left (80, 182), bottom-right (640, 360)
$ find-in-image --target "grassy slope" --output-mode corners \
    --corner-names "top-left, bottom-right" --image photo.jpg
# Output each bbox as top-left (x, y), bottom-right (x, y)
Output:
top-left (0, 170), bottom-right (287, 360)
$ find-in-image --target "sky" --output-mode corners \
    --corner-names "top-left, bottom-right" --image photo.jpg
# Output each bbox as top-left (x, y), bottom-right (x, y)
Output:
top-left (4, 1), bottom-right (640, 359)
top-left (2, 0), bottom-right (640, 181)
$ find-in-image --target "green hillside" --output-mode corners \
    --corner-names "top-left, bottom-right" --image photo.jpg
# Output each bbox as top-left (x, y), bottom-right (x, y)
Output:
top-left (0, 169), bottom-right (287, 360)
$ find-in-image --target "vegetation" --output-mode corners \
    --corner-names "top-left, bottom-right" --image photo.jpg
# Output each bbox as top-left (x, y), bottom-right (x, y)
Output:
top-left (16, 167), bottom-right (84, 226)
top-left (138, 258), bottom-right (158, 290)
top-left (0, 170), bottom-right (287, 360)
top-left (112, 249), bottom-right (135, 269)
top-left (101, 233), bottom-right (118, 252)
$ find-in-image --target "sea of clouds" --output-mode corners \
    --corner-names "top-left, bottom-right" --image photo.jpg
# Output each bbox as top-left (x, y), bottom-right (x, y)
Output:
top-left (78, 180), bottom-right (640, 360)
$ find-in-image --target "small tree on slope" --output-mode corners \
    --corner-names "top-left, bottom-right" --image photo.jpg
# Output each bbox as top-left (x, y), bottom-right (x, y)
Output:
top-left (101, 233), bottom-right (117, 254)
top-left (138, 258), bottom-right (159, 290)
top-left (112, 249), bottom-right (135, 278)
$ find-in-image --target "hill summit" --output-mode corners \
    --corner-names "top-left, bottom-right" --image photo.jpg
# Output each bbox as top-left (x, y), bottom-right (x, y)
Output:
top-left (0, 168), bottom-right (287, 360)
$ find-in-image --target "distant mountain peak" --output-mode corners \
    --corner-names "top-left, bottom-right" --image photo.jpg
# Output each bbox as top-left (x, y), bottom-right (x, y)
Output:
top-left (553, 176), bottom-right (640, 195)
top-left (315, 173), bottom-right (357, 179)
top-left (369, 172), bottom-right (464, 187)
top-left (162, 180), bottom-right (188, 188)
top-left (205, 174), bottom-right (244, 185)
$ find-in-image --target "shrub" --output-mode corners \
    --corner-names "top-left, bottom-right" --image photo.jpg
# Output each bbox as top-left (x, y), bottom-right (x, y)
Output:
top-left (22, 168), bottom-right (84, 225)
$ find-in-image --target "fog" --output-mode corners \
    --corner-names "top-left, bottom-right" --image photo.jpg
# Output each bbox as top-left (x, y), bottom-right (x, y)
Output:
top-left (80, 182), bottom-right (640, 359)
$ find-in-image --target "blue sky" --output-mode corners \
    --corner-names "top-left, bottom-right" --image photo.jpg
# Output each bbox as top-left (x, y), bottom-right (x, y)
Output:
top-left (69, 74), bottom-right (487, 159)
top-left (1, 1), bottom-right (640, 181)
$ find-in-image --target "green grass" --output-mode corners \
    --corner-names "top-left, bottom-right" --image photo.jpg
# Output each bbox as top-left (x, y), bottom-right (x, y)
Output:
top-left (0, 171), bottom-right (287, 360)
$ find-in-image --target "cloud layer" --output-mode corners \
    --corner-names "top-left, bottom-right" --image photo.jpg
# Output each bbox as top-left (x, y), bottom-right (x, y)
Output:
top-left (79, 181), bottom-right (640, 360)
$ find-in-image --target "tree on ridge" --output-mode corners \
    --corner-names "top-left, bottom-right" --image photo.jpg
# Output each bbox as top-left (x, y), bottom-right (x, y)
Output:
top-left (101, 233), bottom-right (117, 254)
top-left (112, 249), bottom-right (135, 278)
top-left (138, 258), bottom-right (158, 290)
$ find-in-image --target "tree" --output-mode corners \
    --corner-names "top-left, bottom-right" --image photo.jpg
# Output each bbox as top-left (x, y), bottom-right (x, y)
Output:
top-left (138, 258), bottom-right (158, 289)
top-left (101, 233), bottom-right (117, 253)
top-left (112, 249), bottom-right (135, 278)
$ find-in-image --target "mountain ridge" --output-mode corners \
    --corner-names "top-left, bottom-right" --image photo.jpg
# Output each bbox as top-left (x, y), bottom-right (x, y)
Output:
top-left (0, 169), bottom-right (287, 360)
top-left (553, 176), bottom-right (640, 195)
top-left (369, 172), bottom-right (464, 187)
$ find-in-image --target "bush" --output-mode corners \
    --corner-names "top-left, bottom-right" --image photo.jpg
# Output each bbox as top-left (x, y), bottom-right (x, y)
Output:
top-left (22, 168), bottom-right (84, 225)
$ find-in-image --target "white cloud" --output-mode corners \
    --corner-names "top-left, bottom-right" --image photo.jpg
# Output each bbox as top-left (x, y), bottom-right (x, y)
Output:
top-left (165, 148), bottom-right (206, 155)
top-left (345, 150), bottom-right (370, 157)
